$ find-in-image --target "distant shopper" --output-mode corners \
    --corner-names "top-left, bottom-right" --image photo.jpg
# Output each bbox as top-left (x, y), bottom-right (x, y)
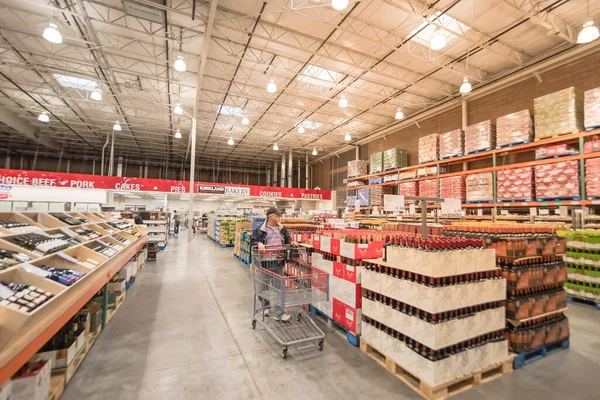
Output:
top-left (251, 207), bottom-right (296, 322)
top-left (173, 210), bottom-right (181, 235)
top-left (201, 213), bottom-right (208, 229)
top-left (133, 213), bottom-right (144, 225)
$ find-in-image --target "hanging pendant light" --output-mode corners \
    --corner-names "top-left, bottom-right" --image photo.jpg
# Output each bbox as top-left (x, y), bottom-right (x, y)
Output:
top-left (459, 76), bottom-right (472, 94)
top-left (395, 108), bottom-right (404, 120)
top-left (332, 0), bottom-right (349, 11)
top-left (266, 79), bottom-right (277, 93)
top-left (241, 116), bottom-right (249, 125)
top-left (174, 129), bottom-right (182, 139)
top-left (273, 143), bottom-right (279, 151)
top-left (430, 30), bottom-right (446, 51)
top-left (174, 103), bottom-right (183, 114)
top-left (344, 133), bottom-right (351, 141)
top-left (173, 55), bottom-right (186, 72)
top-left (113, 121), bottom-right (122, 131)
top-left (312, 148), bottom-right (318, 156)
top-left (577, 1), bottom-right (599, 44)
top-left (298, 125), bottom-right (305, 134)
top-left (228, 138), bottom-right (234, 145)
top-left (43, 23), bottom-right (62, 44)
top-left (338, 95), bottom-right (348, 108)
top-left (38, 112), bottom-right (49, 123)
top-left (90, 88), bottom-right (102, 101)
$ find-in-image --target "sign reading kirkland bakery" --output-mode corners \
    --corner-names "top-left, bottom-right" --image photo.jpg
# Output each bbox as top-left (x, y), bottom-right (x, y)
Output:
top-left (0, 169), bottom-right (331, 200)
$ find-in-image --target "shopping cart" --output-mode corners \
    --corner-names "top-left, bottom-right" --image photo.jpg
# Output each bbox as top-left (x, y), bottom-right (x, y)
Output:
top-left (251, 245), bottom-right (329, 359)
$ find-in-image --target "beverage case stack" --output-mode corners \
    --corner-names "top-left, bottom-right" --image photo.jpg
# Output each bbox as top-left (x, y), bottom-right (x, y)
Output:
top-left (361, 233), bottom-right (508, 387)
top-left (584, 87), bottom-right (600, 130)
top-left (534, 87), bottom-right (583, 139)
top-left (440, 176), bottom-right (466, 202)
top-left (562, 230), bottom-right (600, 303)
top-left (585, 158), bottom-right (600, 197)
top-left (497, 167), bottom-right (534, 201)
top-left (418, 134), bottom-right (439, 164)
top-left (348, 160), bottom-right (368, 178)
top-left (534, 160), bottom-right (580, 200)
top-left (466, 173), bottom-right (494, 202)
top-left (496, 110), bottom-right (533, 147)
top-left (383, 148), bottom-right (408, 171)
top-left (370, 186), bottom-right (395, 206)
top-left (465, 120), bottom-right (495, 154)
top-left (370, 152), bottom-right (384, 174)
top-left (398, 182), bottom-right (418, 204)
top-left (418, 179), bottom-right (439, 198)
top-left (439, 129), bottom-right (464, 159)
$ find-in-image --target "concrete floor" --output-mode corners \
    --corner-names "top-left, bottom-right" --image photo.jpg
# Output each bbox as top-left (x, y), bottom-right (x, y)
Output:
top-left (63, 235), bottom-right (600, 400)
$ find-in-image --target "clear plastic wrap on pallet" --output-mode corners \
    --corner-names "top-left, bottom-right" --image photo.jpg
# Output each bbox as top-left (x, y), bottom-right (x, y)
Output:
top-left (370, 152), bottom-right (383, 174)
top-left (418, 133), bottom-right (439, 164)
top-left (383, 148), bottom-right (408, 171)
top-left (584, 87), bottom-right (600, 130)
top-left (398, 171), bottom-right (416, 180)
top-left (534, 160), bottom-right (580, 199)
top-left (466, 173), bottom-right (494, 202)
top-left (383, 173), bottom-right (399, 182)
top-left (418, 179), bottom-right (439, 198)
top-left (346, 195), bottom-right (357, 207)
top-left (439, 129), bottom-right (464, 159)
top-left (534, 87), bottom-right (583, 139)
top-left (416, 166), bottom-right (447, 177)
top-left (465, 120), bottom-right (496, 154)
top-left (496, 110), bottom-right (533, 147)
top-left (357, 188), bottom-right (370, 206)
top-left (497, 167), bottom-right (534, 201)
top-left (535, 144), bottom-right (578, 159)
top-left (347, 180), bottom-right (366, 188)
top-left (398, 181), bottom-right (418, 204)
top-left (586, 158), bottom-right (600, 197)
top-left (440, 176), bottom-right (466, 202)
top-left (348, 160), bottom-right (368, 178)
top-left (370, 185), bottom-right (395, 206)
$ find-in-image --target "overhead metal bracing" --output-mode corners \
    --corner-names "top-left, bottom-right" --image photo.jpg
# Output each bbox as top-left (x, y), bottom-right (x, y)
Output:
top-left (0, 0), bottom-right (597, 171)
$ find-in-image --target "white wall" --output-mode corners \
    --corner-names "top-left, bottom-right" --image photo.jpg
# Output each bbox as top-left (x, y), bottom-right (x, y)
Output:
top-left (1, 186), bottom-right (108, 203)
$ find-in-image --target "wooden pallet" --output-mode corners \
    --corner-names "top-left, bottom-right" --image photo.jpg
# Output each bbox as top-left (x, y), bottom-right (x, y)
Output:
top-left (106, 292), bottom-right (126, 323)
top-left (48, 374), bottom-right (65, 400)
top-left (360, 340), bottom-right (512, 400)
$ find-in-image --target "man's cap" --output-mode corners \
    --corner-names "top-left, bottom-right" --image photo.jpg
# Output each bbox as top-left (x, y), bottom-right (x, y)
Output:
top-left (266, 206), bottom-right (281, 216)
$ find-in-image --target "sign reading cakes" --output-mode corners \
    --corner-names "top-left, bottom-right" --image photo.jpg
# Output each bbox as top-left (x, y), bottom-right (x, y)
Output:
top-left (197, 185), bottom-right (250, 196)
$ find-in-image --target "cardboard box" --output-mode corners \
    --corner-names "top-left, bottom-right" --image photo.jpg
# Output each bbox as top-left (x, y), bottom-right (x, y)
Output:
top-left (312, 235), bottom-right (321, 250)
top-left (89, 303), bottom-right (102, 333)
top-left (92, 292), bottom-right (117, 310)
top-left (333, 298), bottom-right (361, 334)
top-left (109, 279), bottom-right (127, 294)
top-left (30, 331), bottom-right (86, 370)
top-left (0, 381), bottom-right (11, 400)
top-left (340, 241), bottom-right (383, 260)
top-left (11, 360), bottom-right (51, 400)
top-left (343, 263), bottom-right (363, 284)
top-left (118, 262), bottom-right (135, 280)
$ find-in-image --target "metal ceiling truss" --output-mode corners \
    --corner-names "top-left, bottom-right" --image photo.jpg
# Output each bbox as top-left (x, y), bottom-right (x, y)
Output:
top-left (502, 0), bottom-right (577, 44)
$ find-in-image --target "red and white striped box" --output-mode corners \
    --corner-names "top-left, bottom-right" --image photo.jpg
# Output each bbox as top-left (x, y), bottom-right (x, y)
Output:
top-left (333, 298), bottom-right (362, 334)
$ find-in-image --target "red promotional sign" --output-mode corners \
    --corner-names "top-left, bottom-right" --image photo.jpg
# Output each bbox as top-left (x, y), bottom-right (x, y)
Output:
top-left (0, 169), bottom-right (332, 200)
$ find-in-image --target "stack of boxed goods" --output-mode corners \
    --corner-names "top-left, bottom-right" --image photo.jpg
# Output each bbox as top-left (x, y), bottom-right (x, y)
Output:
top-left (398, 171), bottom-right (416, 180)
top-left (383, 148), bottom-right (408, 171)
top-left (496, 110), bottom-right (533, 147)
top-left (562, 230), bottom-right (600, 303)
top-left (418, 134), bottom-right (439, 163)
top-left (311, 230), bottom-right (385, 343)
top-left (370, 152), bottom-right (383, 174)
top-left (534, 160), bottom-right (580, 200)
top-left (535, 144), bottom-right (578, 159)
top-left (440, 176), bottom-right (465, 202)
top-left (497, 167), bottom-right (534, 201)
top-left (346, 195), bottom-right (357, 208)
top-left (357, 188), bottom-right (370, 206)
top-left (370, 185), bottom-right (395, 206)
top-left (418, 179), bottom-right (438, 198)
top-left (398, 182), bottom-right (418, 203)
top-left (534, 87), bottom-right (583, 139)
top-left (348, 160), bottom-right (368, 178)
top-left (347, 180), bottom-right (366, 189)
top-left (234, 221), bottom-right (252, 258)
top-left (586, 157), bottom-right (600, 197)
top-left (445, 224), bottom-right (569, 368)
top-left (465, 120), bottom-right (495, 154)
top-left (584, 136), bottom-right (600, 153)
top-left (417, 166), bottom-right (447, 177)
top-left (584, 87), bottom-right (600, 130)
top-left (466, 173), bottom-right (494, 202)
top-left (361, 232), bottom-right (509, 396)
top-left (439, 129), bottom-right (464, 159)
top-left (383, 173), bottom-right (399, 183)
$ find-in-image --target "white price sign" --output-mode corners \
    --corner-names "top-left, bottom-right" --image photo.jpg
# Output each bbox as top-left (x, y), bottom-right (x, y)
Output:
top-left (529, 207), bottom-right (537, 216)
top-left (384, 195), bottom-right (405, 212)
top-left (477, 209), bottom-right (483, 216)
top-left (539, 209), bottom-right (550, 215)
top-left (409, 204), bottom-right (416, 214)
top-left (441, 198), bottom-right (461, 215)
top-left (355, 199), bottom-right (361, 210)
top-left (372, 206), bottom-right (380, 215)
top-left (501, 210), bottom-right (509, 215)
top-left (559, 206), bottom-right (568, 216)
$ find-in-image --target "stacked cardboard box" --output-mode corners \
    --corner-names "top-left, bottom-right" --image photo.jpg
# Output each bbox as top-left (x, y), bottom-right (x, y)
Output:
top-left (440, 176), bottom-right (466, 202)
top-left (497, 167), bottom-right (534, 201)
top-left (465, 120), bottom-right (495, 154)
top-left (370, 185), bottom-right (395, 206)
top-left (534, 160), bottom-right (580, 199)
top-left (534, 87), bottom-right (583, 139)
top-left (466, 173), bottom-right (494, 202)
top-left (383, 148), bottom-right (408, 171)
top-left (370, 152), bottom-right (383, 174)
top-left (563, 230), bottom-right (600, 303)
top-left (496, 110), bottom-right (533, 147)
top-left (418, 134), bottom-right (439, 164)
top-left (586, 158), bottom-right (600, 197)
top-left (398, 182), bottom-right (418, 204)
top-left (357, 188), bottom-right (370, 206)
top-left (348, 160), bottom-right (368, 178)
top-left (418, 179), bottom-right (438, 198)
top-left (346, 195), bottom-right (357, 208)
top-left (439, 129), bottom-right (464, 159)
top-left (585, 87), bottom-right (600, 130)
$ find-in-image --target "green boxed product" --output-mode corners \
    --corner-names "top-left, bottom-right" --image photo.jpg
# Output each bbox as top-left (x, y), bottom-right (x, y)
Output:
top-left (382, 148), bottom-right (408, 171)
top-left (370, 152), bottom-right (383, 174)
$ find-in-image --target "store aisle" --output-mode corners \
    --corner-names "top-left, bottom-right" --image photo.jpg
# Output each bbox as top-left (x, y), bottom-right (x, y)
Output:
top-left (62, 236), bottom-right (600, 400)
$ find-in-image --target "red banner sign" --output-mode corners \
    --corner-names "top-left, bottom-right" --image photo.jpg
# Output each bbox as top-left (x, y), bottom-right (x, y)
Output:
top-left (0, 169), bottom-right (332, 200)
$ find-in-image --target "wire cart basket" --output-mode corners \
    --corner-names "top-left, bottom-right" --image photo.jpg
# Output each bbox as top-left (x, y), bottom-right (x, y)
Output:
top-left (251, 245), bottom-right (329, 359)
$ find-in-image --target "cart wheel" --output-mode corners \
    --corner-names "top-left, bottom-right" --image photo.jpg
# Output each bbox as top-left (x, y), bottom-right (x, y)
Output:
top-left (318, 341), bottom-right (324, 351)
top-left (252, 319), bottom-right (256, 330)
top-left (296, 313), bottom-right (302, 322)
top-left (282, 348), bottom-right (288, 359)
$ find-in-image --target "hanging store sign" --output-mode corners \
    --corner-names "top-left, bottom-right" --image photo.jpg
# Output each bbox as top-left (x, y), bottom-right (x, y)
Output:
top-left (0, 169), bottom-right (331, 200)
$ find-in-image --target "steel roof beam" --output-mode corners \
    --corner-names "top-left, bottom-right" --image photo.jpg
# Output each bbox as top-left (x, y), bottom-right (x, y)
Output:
top-left (502, 0), bottom-right (577, 44)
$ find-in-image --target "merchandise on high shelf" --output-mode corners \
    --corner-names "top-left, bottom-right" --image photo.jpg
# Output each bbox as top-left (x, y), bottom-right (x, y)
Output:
top-left (382, 148), bottom-right (408, 171)
top-left (534, 160), bottom-right (579, 199)
top-left (370, 152), bottom-right (383, 174)
top-left (465, 120), bottom-right (495, 154)
top-left (584, 136), bottom-right (600, 153)
top-left (496, 167), bottom-right (534, 201)
top-left (439, 129), bottom-right (464, 159)
top-left (398, 171), bottom-right (416, 180)
top-left (561, 230), bottom-right (600, 303)
top-left (535, 144), bottom-right (578, 159)
top-left (370, 185), bottom-right (395, 206)
top-left (418, 133), bottom-right (439, 164)
top-left (416, 166), bottom-right (447, 177)
top-left (347, 180), bottom-right (366, 188)
top-left (533, 87), bottom-right (583, 139)
top-left (0, 280), bottom-right (54, 313)
top-left (357, 188), bottom-right (370, 207)
top-left (496, 110), bottom-right (533, 147)
top-left (466, 173), bottom-right (493, 202)
top-left (418, 179), bottom-right (438, 198)
top-left (584, 87), bottom-right (600, 130)
top-left (346, 196), bottom-right (357, 208)
top-left (398, 182), bottom-right (418, 204)
top-left (439, 176), bottom-right (465, 202)
top-left (585, 158), bottom-right (600, 197)
top-left (348, 160), bottom-right (368, 178)
top-left (383, 174), bottom-right (398, 183)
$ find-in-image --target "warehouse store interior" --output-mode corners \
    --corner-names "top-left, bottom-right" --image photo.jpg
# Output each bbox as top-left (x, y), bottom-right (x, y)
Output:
top-left (1, 0), bottom-right (600, 399)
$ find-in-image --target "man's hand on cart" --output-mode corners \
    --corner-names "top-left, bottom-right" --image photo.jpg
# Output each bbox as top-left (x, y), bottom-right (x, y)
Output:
top-left (258, 242), bottom-right (266, 250)
top-left (291, 241), bottom-right (298, 246)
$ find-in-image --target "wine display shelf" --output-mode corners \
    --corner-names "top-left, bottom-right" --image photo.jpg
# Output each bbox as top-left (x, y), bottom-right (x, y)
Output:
top-left (0, 211), bottom-right (148, 387)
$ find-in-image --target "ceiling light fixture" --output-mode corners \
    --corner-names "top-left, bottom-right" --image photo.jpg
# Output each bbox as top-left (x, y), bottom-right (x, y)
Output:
top-left (273, 143), bottom-right (279, 151)
top-left (267, 79), bottom-right (277, 93)
top-left (38, 112), bottom-right (49, 123)
top-left (344, 133), bottom-right (351, 141)
top-left (578, 0), bottom-right (599, 44)
top-left (241, 116), bottom-right (249, 125)
top-left (395, 107), bottom-right (404, 120)
top-left (298, 125), bottom-right (305, 134)
top-left (312, 148), bottom-right (318, 156)
top-left (228, 138), bottom-right (234, 145)
top-left (174, 129), bottom-right (182, 139)
top-left (90, 88), bottom-right (102, 101)
top-left (173, 55), bottom-right (186, 72)
top-left (43, 23), bottom-right (62, 44)
top-left (460, 76), bottom-right (472, 94)
top-left (331, 0), bottom-right (349, 11)
top-left (430, 29), bottom-right (446, 51)
top-left (338, 95), bottom-right (348, 108)
top-left (113, 121), bottom-right (122, 131)
top-left (174, 103), bottom-right (183, 114)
